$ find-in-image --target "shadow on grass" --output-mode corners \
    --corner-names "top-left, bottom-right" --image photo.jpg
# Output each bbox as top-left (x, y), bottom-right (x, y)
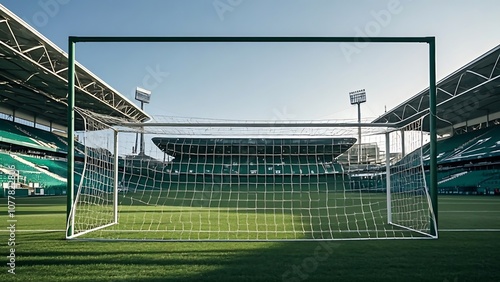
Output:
top-left (14, 232), bottom-right (500, 281)
top-left (11, 210), bottom-right (65, 215)
top-left (16, 194), bottom-right (500, 281)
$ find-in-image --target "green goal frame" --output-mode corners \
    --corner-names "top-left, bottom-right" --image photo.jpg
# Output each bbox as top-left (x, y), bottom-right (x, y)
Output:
top-left (66, 36), bottom-right (438, 239)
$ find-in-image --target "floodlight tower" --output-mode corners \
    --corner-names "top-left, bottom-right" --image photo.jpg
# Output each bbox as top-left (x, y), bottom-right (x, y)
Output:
top-left (349, 89), bottom-right (367, 164)
top-left (135, 87), bottom-right (151, 155)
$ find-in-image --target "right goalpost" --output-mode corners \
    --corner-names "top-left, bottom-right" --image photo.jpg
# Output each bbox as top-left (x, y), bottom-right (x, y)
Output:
top-left (66, 36), bottom-right (438, 241)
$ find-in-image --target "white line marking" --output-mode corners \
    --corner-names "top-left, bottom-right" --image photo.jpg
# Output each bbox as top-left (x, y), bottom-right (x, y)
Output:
top-left (441, 211), bottom-right (500, 213)
top-left (2, 229), bottom-right (498, 234)
top-left (0, 230), bottom-right (64, 232)
top-left (440, 202), bottom-right (500, 205)
top-left (440, 229), bottom-right (500, 232)
top-left (0, 204), bottom-right (62, 206)
top-left (0, 214), bottom-right (65, 217)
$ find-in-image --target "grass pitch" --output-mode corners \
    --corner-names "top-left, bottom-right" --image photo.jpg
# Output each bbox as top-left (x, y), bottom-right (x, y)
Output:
top-left (1, 196), bottom-right (500, 281)
top-left (72, 190), bottom-right (433, 240)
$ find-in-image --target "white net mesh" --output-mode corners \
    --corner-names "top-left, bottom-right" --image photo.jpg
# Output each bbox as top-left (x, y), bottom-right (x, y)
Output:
top-left (67, 110), bottom-right (436, 241)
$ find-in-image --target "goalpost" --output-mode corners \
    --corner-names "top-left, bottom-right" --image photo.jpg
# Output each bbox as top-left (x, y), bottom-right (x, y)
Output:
top-left (66, 36), bottom-right (438, 241)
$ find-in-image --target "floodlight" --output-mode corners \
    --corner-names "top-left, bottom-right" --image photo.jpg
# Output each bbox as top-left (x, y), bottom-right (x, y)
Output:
top-left (349, 89), bottom-right (366, 105)
top-left (135, 87), bottom-right (151, 104)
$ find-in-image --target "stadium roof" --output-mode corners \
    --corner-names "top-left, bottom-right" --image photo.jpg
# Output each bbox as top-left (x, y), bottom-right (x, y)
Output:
top-left (373, 44), bottom-right (500, 134)
top-left (0, 5), bottom-right (150, 130)
top-left (152, 137), bottom-right (357, 157)
top-left (152, 137), bottom-right (357, 146)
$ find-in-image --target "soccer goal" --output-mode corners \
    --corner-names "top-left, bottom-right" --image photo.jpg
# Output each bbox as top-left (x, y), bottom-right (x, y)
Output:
top-left (65, 109), bottom-right (436, 241)
top-left (66, 36), bottom-right (438, 241)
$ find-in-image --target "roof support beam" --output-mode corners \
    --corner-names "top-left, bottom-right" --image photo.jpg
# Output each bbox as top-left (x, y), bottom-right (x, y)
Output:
top-left (3, 20), bottom-right (21, 52)
top-left (22, 45), bottom-right (44, 54)
top-left (41, 45), bottom-right (55, 73)
top-left (465, 70), bottom-right (488, 81)
top-left (437, 87), bottom-right (453, 97)
top-left (490, 54), bottom-right (500, 79)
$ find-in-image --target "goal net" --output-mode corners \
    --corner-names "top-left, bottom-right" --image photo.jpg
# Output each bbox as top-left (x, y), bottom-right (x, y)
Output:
top-left (66, 109), bottom-right (437, 241)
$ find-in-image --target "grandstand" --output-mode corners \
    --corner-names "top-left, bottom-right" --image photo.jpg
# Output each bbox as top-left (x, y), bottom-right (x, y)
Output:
top-left (374, 44), bottom-right (500, 195)
top-left (424, 124), bottom-right (500, 195)
top-left (0, 118), bottom-right (68, 154)
top-left (0, 4), bottom-right (149, 197)
top-left (150, 137), bottom-right (354, 184)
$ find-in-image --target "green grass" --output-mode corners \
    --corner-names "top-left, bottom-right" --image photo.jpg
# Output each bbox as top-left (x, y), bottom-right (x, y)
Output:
top-left (1, 196), bottom-right (500, 281)
top-left (74, 190), bottom-right (431, 240)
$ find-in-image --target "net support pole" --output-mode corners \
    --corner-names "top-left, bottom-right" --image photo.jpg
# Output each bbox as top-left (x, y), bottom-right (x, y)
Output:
top-left (140, 101), bottom-right (145, 155)
top-left (113, 129), bottom-right (119, 223)
top-left (357, 103), bottom-right (362, 164)
top-left (66, 38), bottom-right (75, 238)
top-left (385, 132), bottom-right (392, 224)
top-left (429, 38), bottom-right (438, 237)
top-left (400, 129), bottom-right (406, 157)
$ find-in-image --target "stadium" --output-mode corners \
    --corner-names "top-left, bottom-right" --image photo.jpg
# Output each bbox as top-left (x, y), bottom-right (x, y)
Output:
top-left (0, 3), bottom-right (499, 281)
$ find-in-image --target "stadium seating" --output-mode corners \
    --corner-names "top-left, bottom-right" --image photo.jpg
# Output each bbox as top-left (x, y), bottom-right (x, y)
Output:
top-left (0, 151), bottom-right (66, 194)
top-left (445, 128), bottom-right (500, 163)
top-left (2, 117), bottom-right (497, 196)
top-left (437, 169), bottom-right (499, 190)
top-left (164, 153), bottom-right (345, 179)
top-left (19, 155), bottom-right (67, 179)
top-left (0, 119), bottom-right (87, 157)
top-left (422, 125), bottom-right (500, 165)
top-left (390, 125), bottom-right (500, 194)
top-left (0, 119), bottom-right (48, 150)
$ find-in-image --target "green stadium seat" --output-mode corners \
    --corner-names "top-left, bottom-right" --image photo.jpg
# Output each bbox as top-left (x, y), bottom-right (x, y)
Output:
top-left (0, 119), bottom-right (45, 150)
top-left (420, 125), bottom-right (500, 166)
top-left (0, 152), bottom-right (66, 192)
top-left (0, 119), bottom-right (86, 157)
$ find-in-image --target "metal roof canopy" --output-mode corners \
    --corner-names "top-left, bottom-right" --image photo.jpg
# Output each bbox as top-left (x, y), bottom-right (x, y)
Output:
top-left (0, 5), bottom-right (150, 131)
top-left (373, 44), bottom-right (500, 134)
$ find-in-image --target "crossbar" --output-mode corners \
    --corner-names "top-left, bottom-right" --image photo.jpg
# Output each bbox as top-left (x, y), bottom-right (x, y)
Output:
top-left (70, 36), bottom-right (433, 43)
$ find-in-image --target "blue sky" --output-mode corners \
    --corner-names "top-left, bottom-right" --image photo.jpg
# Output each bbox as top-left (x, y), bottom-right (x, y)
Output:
top-left (2, 0), bottom-right (500, 121)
